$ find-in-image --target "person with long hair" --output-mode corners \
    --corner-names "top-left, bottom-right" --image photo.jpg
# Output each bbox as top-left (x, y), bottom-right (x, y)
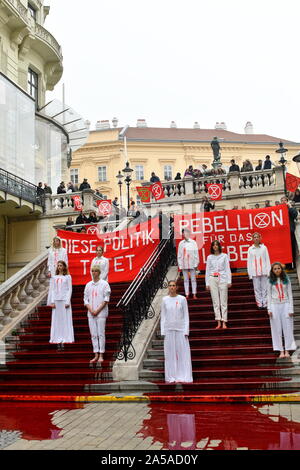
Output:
top-left (205, 241), bottom-right (232, 329)
top-left (84, 265), bottom-right (111, 365)
top-left (47, 236), bottom-right (68, 278)
top-left (247, 232), bottom-right (271, 309)
top-left (177, 228), bottom-right (199, 299)
top-left (90, 245), bottom-right (109, 281)
top-left (48, 260), bottom-right (74, 349)
top-left (160, 280), bottom-right (193, 383)
top-left (267, 262), bottom-right (296, 358)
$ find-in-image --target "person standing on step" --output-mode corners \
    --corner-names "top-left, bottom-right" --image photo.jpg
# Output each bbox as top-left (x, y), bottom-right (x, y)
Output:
top-left (205, 240), bottom-right (232, 329)
top-left (160, 280), bottom-right (193, 384)
top-left (177, 228), bottom-right (199, 299)
top-left (90, 245), bottom-right (109, 281)
top-left (267, 262), bottom-right (296, 359)
top-left (47, 236), bottom-right (68, 278)
top-left (48, 260), bottom-right (74, 349)
top-left (247, 232), bottom-right (271, 310)
top-left (84, 265), bottom-right (111, 365)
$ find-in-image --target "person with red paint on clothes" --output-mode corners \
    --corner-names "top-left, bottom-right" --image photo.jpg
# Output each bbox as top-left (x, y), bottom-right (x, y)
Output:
top-left (47, 260), bottom-right (74, 350)
top-left (267, 262), bottom-right (296, 359)
top-left (160, 280), bottom-right (193, 384)
top-left (247, 232), bottom-right (271, 310)
top-left (177, 228), bottom-right (199, 299)
top-left (84, 265), bottom-right (111, 365)
top-left (205, 241), bottom-right (232, 329)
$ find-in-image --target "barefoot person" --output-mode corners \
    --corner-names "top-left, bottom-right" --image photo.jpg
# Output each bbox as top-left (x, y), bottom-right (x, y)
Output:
top-left (247, 232), bottom-right (271, 309)
top-left (177, 228), bottom-right (199, 299)
top-left (267, 262), bottom-right (296, 359)
top-left (205, 241), bottom-right (232, 329)
top-left (48, 261), bottom-right (74, 349)
top-left (47, 236), bottom-right (68, 278)
top-left (160, 280), bottom-right (193, 383)
top-left (90, 245), bottom-right (109, 281)
top-left (84, 265), bottom-right (111, 365)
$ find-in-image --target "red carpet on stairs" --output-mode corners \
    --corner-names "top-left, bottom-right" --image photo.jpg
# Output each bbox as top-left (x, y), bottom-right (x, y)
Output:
top-left (142, 274), bottom-right (296, 395)
top-left (0, 282), bottom-right (130, 395)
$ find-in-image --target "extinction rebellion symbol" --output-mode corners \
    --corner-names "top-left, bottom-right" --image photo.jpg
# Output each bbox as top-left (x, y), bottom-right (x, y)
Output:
top-left (254, 212), bottom-right (271, 228)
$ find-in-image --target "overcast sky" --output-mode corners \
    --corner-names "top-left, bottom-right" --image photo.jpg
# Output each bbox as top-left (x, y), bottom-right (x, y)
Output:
top-left (45, 0), bottom-right (300, 143)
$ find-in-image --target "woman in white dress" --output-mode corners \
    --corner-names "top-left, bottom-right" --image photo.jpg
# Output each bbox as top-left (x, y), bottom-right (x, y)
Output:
top-left (205, 241), bottom-right (232, 329)
top-left (267, 262), bottom-right (296, 359)
top-left (160, 280), bottom-right (193, 383)
top-left (90, 245), bottom-right (109, 281)
top-left (47, 236), bottom-right (68, 278)
top-left (48, 260), bottom-right (74, 349)
top-left (247, 232), bottom-right (271, 309)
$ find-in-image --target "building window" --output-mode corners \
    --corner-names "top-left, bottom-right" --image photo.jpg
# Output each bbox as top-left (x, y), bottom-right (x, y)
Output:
top-left (28, 68), bottom-right (38, 105)
top-left (28, 3), bottom-right (37, 21)
top-left (135, 165), bottom-right (144, 181)
top-left (164, 165), bottom-right (172, 181)
top-left (70, 168), bottom-right (79, 184)
top-left (98, 166), bottom-right (107, 182)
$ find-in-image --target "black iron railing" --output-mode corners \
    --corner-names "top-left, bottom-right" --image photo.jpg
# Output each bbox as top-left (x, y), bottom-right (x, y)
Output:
top-left (0, 168), bottom-right (45, 209)
top-left (116, 229), bottom-right (176, 361)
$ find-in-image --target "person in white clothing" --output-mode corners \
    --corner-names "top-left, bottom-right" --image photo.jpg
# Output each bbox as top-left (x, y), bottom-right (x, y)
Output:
top-left (84, 265), bottom-right (111, 365)
top-left (177, 228), bottom-right (199, 299)
top-left (160, 280), bottom-right (193, 383)
top-left (205, 241), bottom-right (232, 329)
top-left (48, 261), bottom-right (74, 349)
top-left (267, 262), bottom-right (296, 359)
top-left (90, 245), bottom-right (109, 281)
top-left (47, 236), bottom-right (68, 278)
top-left (247, 233), bottom-right (271, 309)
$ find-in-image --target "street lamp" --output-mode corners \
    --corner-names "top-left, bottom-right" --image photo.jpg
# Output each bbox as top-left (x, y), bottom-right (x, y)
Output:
top-left (292, 151), bottom-right (300, 175)
top-left (116, 170), bottom-right (124, 208)
top-left (276, 141), bottom-right (288, 195)
top-left (122, 161), bottom-right (133, 211)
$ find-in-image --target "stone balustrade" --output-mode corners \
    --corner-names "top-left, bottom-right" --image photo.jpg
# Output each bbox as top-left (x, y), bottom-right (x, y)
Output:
top-left (0, 252), bottom-right (49, 340)
top-left (143, 166), bottom-right (285, 204)
top-left (34, 23), bottom-right (63, 61)
top-left (45, 190), bottom-right (107, 215)
top-left (6, 0), bottom-right (28, 23)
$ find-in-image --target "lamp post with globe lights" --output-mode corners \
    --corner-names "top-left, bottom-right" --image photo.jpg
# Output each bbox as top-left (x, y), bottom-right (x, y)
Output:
top-left (276, 141), bottom-right (288, 196)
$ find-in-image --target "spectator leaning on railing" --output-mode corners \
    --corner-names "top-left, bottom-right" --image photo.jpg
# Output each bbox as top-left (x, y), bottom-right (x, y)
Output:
top-left (229, 160), bottom-right (240, 172)
top-left (79, 178), bottom-right (91, 191)
top-left (44, 183), bottom-right (52, 195)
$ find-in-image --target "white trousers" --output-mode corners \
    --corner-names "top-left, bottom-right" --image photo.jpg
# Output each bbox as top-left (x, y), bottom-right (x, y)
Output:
top-left (88, 314), bottom-right (106, 353)
top-left (269, 303), bottom-right (296, 352)
top-left (50, 301), bottom-right (74, 344)
top-left (209, 277), bottom-right (228, 322)
top-left (182, 269), bottom-right (197, 295)
top-left (164, 331), bottom-right (193, 383)
top-left (252, 275), bottom-right (268, 307)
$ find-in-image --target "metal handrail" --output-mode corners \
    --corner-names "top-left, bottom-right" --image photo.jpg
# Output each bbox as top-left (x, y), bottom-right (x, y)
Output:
top-left (0, 167), bottom-right (45, 209)
top-left (116, 228), bottom-right (176, 361)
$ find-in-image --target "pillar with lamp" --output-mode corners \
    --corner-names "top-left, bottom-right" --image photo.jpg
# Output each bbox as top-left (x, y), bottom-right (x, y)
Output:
top-left (276, 141), bottom-right (288, 196)
top-left (122, 161), bottom-right (133, 213)
top-left (116, 170), bottom-right (124, 208)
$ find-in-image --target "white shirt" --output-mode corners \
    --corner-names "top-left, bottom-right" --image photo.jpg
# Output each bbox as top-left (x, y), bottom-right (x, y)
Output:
top-left (267, 278), bottom-right (294, 314)
top-left (205, 253), bottom-right (232, 286)
top-left (90, 256), bottom-right (109, 281)
top-left (84, 279), bottom-right (111, 318)
top-left (160, 295), bottom-right (189, 336)
top-left (48, 274), bottom-right (72, 304)
top-left (47, 247), bottom-right (68, 277)
top-left (247, 244), bottom-right (271, 279)
top-left (177, 238), bottom-right (199, 270)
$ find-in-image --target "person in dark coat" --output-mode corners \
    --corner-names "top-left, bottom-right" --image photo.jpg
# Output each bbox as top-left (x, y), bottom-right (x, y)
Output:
top-left (79, 178), bottom-right (91, 191)
top-left (229, 160), bottom-right (240, 172)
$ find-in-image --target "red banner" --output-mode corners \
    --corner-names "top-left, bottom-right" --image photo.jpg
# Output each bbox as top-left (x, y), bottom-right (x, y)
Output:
top-left (136, 186), bottom-right (151, 203)
top-left (286, 173), bottom-right (300, 193)
top-left (151, 182), bottom-right (165, 201)
top-left (96, 199), bottom-right (112, 216)
top-left (174, 205), bottom-right (292, 269)
top-left (57, 218), bottom-right (160, 285)
top-left (206, 183), bottom-right (223, 200)
top-left (72, 195), bottom-right (83, 211)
